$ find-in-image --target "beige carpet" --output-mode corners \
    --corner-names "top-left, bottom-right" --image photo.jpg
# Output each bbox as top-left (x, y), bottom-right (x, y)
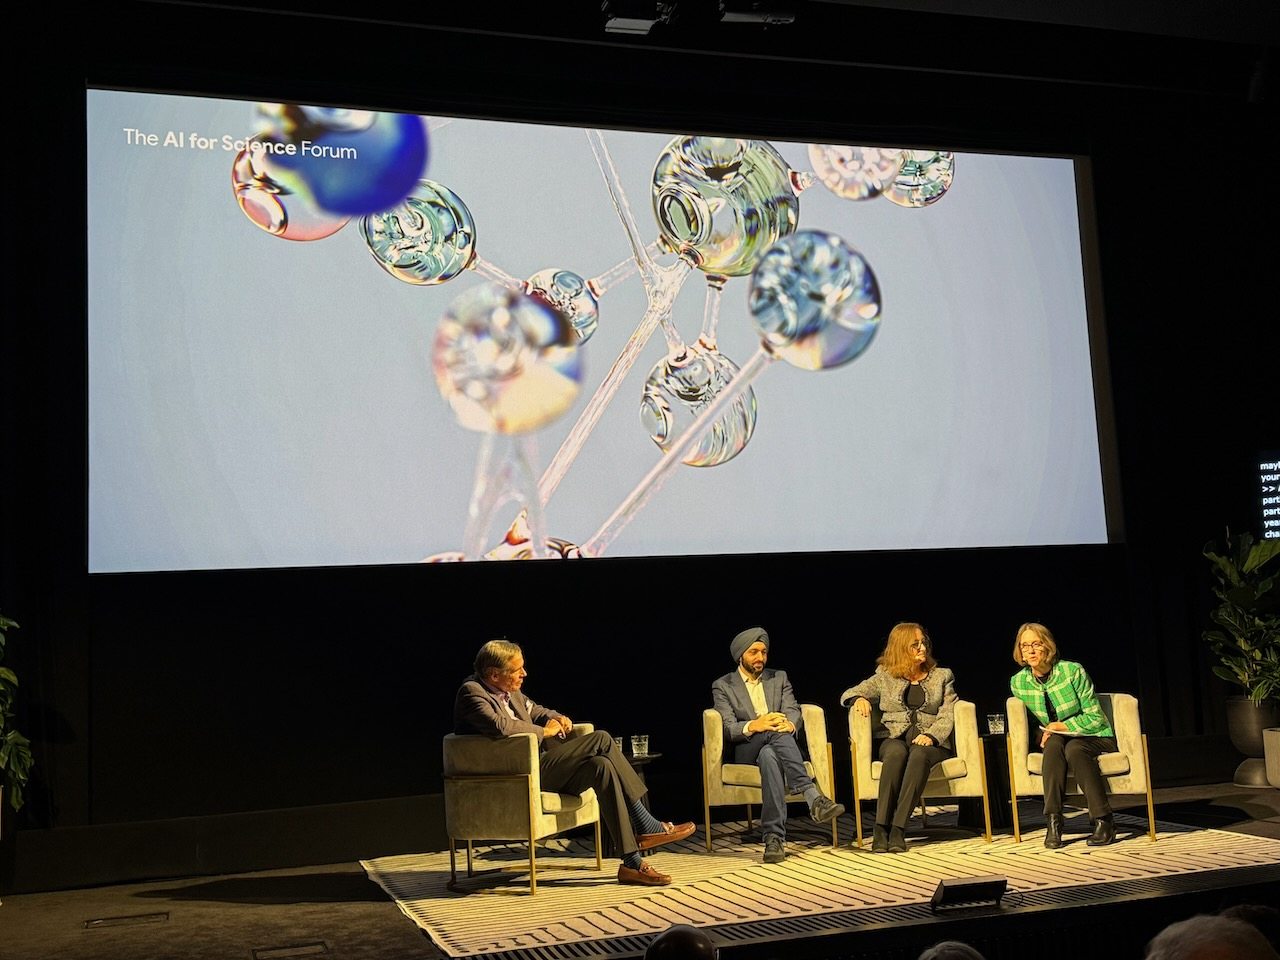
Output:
top-left (362, 811), bottom-right (1280, 957)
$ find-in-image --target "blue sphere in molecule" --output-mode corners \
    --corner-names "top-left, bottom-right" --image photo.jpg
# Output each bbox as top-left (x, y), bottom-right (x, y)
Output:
top-left (255, 104), bottom-right (428, 216)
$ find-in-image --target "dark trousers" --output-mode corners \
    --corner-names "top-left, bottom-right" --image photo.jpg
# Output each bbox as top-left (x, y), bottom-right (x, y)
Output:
top-left (539, 730), bottom-right (647, 857)
top-left (733, 731), bottom-right (814, 839)
top-left (1040, 734), bottom-right (1116, 818)
top-left (876, 737), bottom-right (952, 829)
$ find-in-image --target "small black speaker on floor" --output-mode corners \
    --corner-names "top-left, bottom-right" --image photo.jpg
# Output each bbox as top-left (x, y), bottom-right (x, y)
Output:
top-left (929, 875), bottom-right (1007, 913)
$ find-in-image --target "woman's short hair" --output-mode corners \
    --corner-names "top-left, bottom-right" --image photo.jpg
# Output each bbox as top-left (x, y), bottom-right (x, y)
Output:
top-left (1012, 622), bottom-right (1060, 669)
top-left (474, 639), bottom-right (522, 679)
top-left (877, 622), bottom-right (937, 678)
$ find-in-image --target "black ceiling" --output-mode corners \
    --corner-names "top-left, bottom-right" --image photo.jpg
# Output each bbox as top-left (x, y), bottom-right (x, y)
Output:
top-left (130, 0), bottom-right (1273, 103)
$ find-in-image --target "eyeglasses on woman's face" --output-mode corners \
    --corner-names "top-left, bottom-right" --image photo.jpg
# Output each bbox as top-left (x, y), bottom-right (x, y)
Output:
top-left (1019, 641), bottom-right (1045, 652)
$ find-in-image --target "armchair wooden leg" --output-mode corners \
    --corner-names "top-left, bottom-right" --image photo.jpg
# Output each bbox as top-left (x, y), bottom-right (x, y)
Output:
top-left (978, 737), bottom-right (993, 842)
top-left (827, 742), bottom-right (839, 847)
top-left (527, 778), bottom-right (538, 895)
top-left (1142, 733), bottom-right (1157, 842)
top-left (446, 838), bottom-right (477, 892)
top-left (1006, 733), bottom-right (1022, 843)
top-left (701, 746), bottom-right (714, 853)
top-left (850, 740), bottom-right (864, 848)
top-left (595, 819), bottom-right (604, 871)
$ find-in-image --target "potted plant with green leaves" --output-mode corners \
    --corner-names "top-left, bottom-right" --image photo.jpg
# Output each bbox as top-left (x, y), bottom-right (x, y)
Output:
top-left (1, 611), bottom-right (34, 828)
top-left (1203, 531), bottom-right (1280, 786)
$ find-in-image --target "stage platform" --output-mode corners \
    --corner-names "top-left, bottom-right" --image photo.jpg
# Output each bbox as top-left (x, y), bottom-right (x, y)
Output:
top-left (362, 804), bottom-right (1280, 960)
top-left (3, 786), bottom-right (1279, 960)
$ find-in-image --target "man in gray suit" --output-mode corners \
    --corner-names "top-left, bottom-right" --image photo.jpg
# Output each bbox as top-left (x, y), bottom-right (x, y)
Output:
top-left (456, 639), bottom-right (695, 886)
top-left (711, 626), bottom-right (844, 863)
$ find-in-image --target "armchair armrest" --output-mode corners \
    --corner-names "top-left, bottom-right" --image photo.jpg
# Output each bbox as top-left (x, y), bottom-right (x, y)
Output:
top-left (443, 732), bottom-right (539, 777)
top-left (703, 708), bottom-right (725, 771)
top-left (1005, 697), bottom-right (1030, 750)
top-left (1005, 696), bottom-right (1033, 795)
top-left (847, 704), bottom-right (871, 741)
top-left (1106, 694), bottom-right (1142, 762)
top-left (847, 701), bottom-right (876, 783)
top-left (801, 703), bottom-right (833, 795)
top-left (951, 700), bottom-right (981, 769)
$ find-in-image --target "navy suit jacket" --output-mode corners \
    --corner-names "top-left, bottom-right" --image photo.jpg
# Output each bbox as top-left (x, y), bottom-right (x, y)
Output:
top-left (711, 667), bottom-right (803, 747)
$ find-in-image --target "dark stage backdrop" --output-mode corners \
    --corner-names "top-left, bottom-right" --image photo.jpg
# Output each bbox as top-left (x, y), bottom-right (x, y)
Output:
top-left (0, 0), bottom-right (1273, 843)
top-left (81, 545), bottom-right (1130, 824)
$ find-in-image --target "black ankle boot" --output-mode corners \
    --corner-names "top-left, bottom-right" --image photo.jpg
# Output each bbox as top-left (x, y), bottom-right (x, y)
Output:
top-left (871, 824), bottom-right (888, 852)
top-left (1087, 814), bottom-right (1116, 846)
top-left (887, 825), bottom-right (907, 853)
top-left (1044, 813), bottom-right (1064, 849)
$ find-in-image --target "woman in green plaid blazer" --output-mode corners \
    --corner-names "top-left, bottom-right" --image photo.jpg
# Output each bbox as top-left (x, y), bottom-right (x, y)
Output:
top-left (1010, 622), bottom-right (1117, 849)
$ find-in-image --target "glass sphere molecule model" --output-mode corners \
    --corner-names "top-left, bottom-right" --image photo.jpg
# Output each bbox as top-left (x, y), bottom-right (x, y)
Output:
top-left (651, 136), bottom-right (799, 281)
top-left (228, 105), bottom-right (956, 559)
top-left (807, 145), bottom-right (906, 201)
top-left (432, 282), bottom-right (584, 435)
top-left (640, 337), bottom-right (758, 467)
top-left (883, 150), bottom-right (955, 208)
top-left (748, 230), bottom-right (882, 371)
top-left (361, 179), bottom-right (477, 285)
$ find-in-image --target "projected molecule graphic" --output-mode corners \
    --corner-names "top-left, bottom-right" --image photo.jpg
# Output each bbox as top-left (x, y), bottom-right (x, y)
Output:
top-left (231, 104), bottom-right (428, 241)
top-left (229, 106), bottom-right (953, 560)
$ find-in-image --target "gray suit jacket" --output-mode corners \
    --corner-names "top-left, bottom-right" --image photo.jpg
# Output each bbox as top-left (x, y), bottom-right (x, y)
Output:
top-left (839, 666), bottom-right (958, 747)
top-left (711, 667), bottom-right (803, 746)
top-left (453, 674), bottom-right (563, 740)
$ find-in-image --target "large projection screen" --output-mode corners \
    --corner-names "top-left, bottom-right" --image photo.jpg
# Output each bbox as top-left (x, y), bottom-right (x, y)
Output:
top-left (88, 89), bottom-right (1110, 573)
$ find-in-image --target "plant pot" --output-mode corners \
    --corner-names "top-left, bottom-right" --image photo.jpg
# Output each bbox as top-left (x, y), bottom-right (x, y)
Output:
top-left (1265, 728), bottom-right (1280, 790)
top-left (0, 786), bottom-right (12, 896)
top-left (1225, 696), bottom-right (1280, 787)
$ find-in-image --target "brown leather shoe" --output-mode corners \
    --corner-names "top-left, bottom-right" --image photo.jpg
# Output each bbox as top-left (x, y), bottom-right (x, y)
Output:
top-left (618, 861), bottom-right (672, 886)
top-left (636, 820), bottom-right (696, 851)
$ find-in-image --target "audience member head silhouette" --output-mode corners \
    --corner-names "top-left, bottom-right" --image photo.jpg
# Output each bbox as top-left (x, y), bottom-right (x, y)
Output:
top-left (1145, 913), bottom-right (1280, 960)
top-left (1219, 904), bottom-right (1280, 955)
top-left (917, 940), bottom-right (988, 960)
top-left (645, 924), bottom-right (718, 960)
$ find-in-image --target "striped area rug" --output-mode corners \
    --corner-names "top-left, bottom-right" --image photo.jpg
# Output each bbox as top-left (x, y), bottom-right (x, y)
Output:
top-left (361, 811), bottom-right (1280, 957)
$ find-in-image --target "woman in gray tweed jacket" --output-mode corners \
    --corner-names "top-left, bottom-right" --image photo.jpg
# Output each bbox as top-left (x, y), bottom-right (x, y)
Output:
top-left (840, 622), bottom-right (958, 853)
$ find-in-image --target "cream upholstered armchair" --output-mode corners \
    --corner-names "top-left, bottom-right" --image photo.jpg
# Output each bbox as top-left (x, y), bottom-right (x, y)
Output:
top-left (848, 699), bottom-right (992, 847)
top-left (1005, 692), bottom-right (1155, 842)
top-left (702, 703), bottom-right (838, 852)
top-left (443, 723), bottom-right (603, 894)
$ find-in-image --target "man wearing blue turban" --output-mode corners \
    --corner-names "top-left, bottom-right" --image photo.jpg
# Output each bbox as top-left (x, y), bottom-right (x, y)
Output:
top-left (712, 626), bottom-right (844, 863)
